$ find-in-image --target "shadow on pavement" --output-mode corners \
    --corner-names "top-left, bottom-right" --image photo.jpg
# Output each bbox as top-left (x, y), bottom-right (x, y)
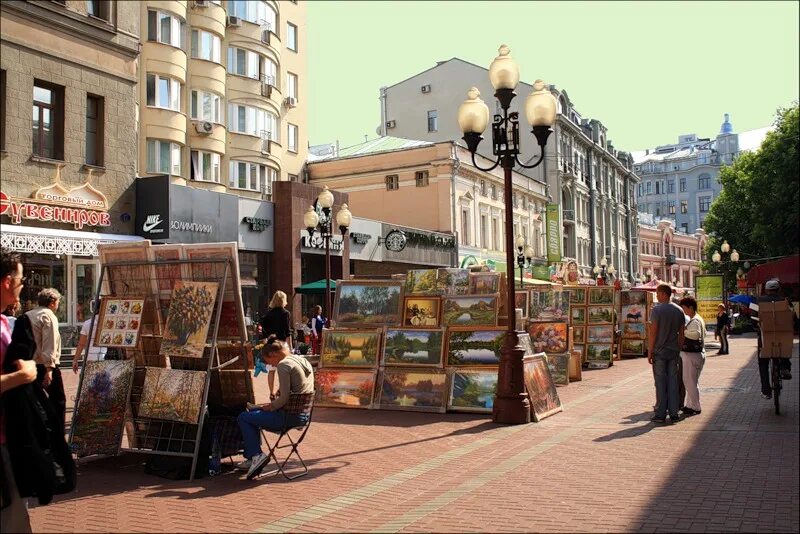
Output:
top-left (592, 411), bottom-right (660, 441)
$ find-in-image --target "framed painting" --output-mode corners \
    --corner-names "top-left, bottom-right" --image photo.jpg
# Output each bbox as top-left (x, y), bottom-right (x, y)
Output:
top-left (441, 295), bottom-right (499, 327)
top-left (621, 338), bottom-right (645, 355)
top-left (403, 297), bottom-right (441, 328)
top-left (528, 322), bottom-right (569, 355)
top-left (530, 290), bottom-right (570, 322)
top-left (334, 280), bottom-right (404, 328)
top-left (377, 368), bottom-right (448, 413)
top-left (567, 288), bottom-right (587, 305)
top-left (587, 325), bottom-right (614, 344)
top-left (572, 326), bottom-right (586, 345)
top-left (138, 367), bottom-right (207, 424)
top-left (469, 272), bottom-right (501, 295)
top-left (586, 343), bottom-right (613, 363)
top-left (546, 353), bottom-right (570, 386)
top-left (588, 306), bottom-right (615, 325)
top-left (621, 322), bottom-right (647, 339)
top-left (98, 241), bottom-right (153, 297)
top-left (522, 354), bottom-right (562, 422)
top-left (570, 306), bottom-right (586, 324)
top-left (160, 281), bottom-right (219, 358)
top-left (588, 287), bottom-right (615, 306)
top-left (382, 328), bottom-right (444, 368)
top-left (70, 359), bottom-right (135, 457)
top-left (588, 361), bottom-right (611, 369)
top-left (445, 327), bottom-right (505, 366)
top-left (319, 329), bottom-right (381, 368)
top-left (518, 333), bottom-right (534, 357)
top-left (448, 368), bottom-right (498, 413)
top-left (573, 344), bottom-right (586, 363)
top-left (95, 298), bottom-right (145, 348)
top-left (437, 268), bottom-right (470, 296)
top-left (568, 350), bottom-right (582, 382)
top-left (621, 304), bottom-right (646, 324)
top-left (514, 290), bottom-right (530, 319)
top-left (620, 290), bottom-right (647, 307)
top-left (150, 244), bottom-right (186, 295)
top-left (404, 269), bottom-right (441, 296)
top-left (314, 369), bottom-right (376, 409)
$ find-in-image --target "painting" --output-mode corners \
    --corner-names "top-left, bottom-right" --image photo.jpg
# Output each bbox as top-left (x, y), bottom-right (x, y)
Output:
top-left (620, 290), bottom-right (648, 307)
top-left (334, 280), bottom-right (404, 327)
top-left (514, 290), bottom-right (530, 318)
top-left (405, 269), bottom-right (441, 295)
top-left (621, 338), bottom-right (645, 355)
top-left (528, 322), bottom-right (569, 355)
top-left (95, 298), bottom-right (145, 348)
top-left (314, 369), bottom-right (376, 409)
top-left (448, 368), bottom-right (498, 413)
top-left (587, 325), bottom-right (614, 344)
top-left (437, 268), bottom-right (470, 296)
top-left (522, 354), bottom-right (562, 422)
top-left (586, 343), bottom-right (613, 363)
top-left (382, 329), bottom-right (444, 367)
top-left (573, 344), bottom-right (585, 363)
top-left (378, 368), bottom-right (448, 413)
top-left (572, 326), bottom-right (586, 344)
top-left (589, 287), bottom-right (615, 305)
top-left (530, 290), bottom-right (570, 322)
top-left (403, 297), bottom-right (441, 328)
top-left (320, 329), bottom-right (381, 368)
top-left (98, 241), bottom-right (153, 297)
top-left (138, 367), bottom-right (207, 424)
top-left (567, 288), bottom-right (587, 305)
top-left (588, 306), bottom-right (615, 324)
top-left (160, 281), bottom-right (219, 358)
top-left (446, 327), bottom-right (505, 366)
top-left (568, 350), bottom-right (582, 382)
top-left (518, 333), bottom-right (534, 357)
top-left (621, 304), bottom-right (646, 324)
top-left (150, 244), bottom-right (185, 294)
top-left (570, 306), bottom-right (586, 324)
top-left (441, 296), bottom-right (498, 327)
top-left (70, 360), bottom-right (135, 457)
top-left (546, 354), bottom-right (570, 386)
top-left (622, 323), bottom-right (647, 339)
top-left (469, 273), bottom-right (501, 295)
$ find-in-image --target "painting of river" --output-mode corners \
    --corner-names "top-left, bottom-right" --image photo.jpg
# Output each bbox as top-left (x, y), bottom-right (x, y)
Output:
top-left (441, 296), bottom-right (498, 326)
top-left (448, 368), bottom-right (498, 413)
top-left (320, 329), bottom-right (381, 368)
top-left (314, 369), bottom-right (376, 409)
top-left (378, 368), bottom-right (448, 412)
top-left (446, 327), bottom-right (505, 366)
top-left (382, 329), bottom-right (444, 367)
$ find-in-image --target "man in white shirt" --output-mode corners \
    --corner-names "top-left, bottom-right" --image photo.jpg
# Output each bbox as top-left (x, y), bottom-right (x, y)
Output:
top-left (25, 288), bottom-right (65, 432)
top-left (72, 304), bottom-right (107, 374)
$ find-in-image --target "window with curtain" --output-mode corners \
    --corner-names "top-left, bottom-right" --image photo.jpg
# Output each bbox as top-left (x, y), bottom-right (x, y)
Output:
top-left (146, 74), bottom-right (180, 111)
top-left (262, 58), bottom-right (277, 86)
top-left (147, 10), bottom-right (185, 48)
top-left (146, 139), bottom-right (181, 176)
top-left (190, 150), bottom-right (221, 183)
top-left (32, 80), bottom-right (64, 159)
top-left (191, 90), bottom-right (222, 123)
top-left (227, 47), bottom-right (260, 79)
top-left (191, 30), bottom-right (221, 63)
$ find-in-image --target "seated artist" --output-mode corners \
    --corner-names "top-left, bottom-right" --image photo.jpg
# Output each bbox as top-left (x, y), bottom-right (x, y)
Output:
top-left (236, 335), bottom-right (314, 479)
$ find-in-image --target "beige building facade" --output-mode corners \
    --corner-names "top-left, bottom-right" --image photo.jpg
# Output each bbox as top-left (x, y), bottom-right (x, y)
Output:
top-left (638, 216), bottom-right (707, 288)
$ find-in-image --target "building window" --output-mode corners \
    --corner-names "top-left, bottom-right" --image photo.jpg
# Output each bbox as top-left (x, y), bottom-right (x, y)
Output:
top-left (287, 123), bottom-right (298, 153)
top-left (698, 173), bottom-right (711, 190)
top-left (699, 195), bottom-right (711, 212)
top-left (229, 160), bottom-right (268, 191)
top-left (191, 30), bottom-right (221, 63)
top-left (227, 47), bottom-right (260, 79)
top-left (190, 150), bottom-right (221, 183)
top-left (147, 10), bottom-right (185, 49)
top-left (261, 58), bottom-right (277, 86)
top-left (480, 180), bottom-right (487, 196)
top-left (146, 139), bottom-right (181, 176)
top-left (191, 90), bottom-right (222, 123)
top-left (385, 174), bottom-right (399, 191)
top-left (85, 94), bottom-right (104, 166)
top-left (460, 210), bottom-right (469, 245)
top-left (679, 177), bottom-right (686, 192)
top-left (480, 214), bottom-right (488, 248)
top-left (668, 180), bottom-right (675, 194)
top-left (491, 218), bottom-right (499, 251)
top-left (286, 72), bottom-right (298, 100)
top-left (646, 182), bottom-right (652, 194)
top-left (32, 80), bottom-right (64, 160)
top-left (490, 184), bottom-right (497, 200)
top-left (0, 69), bottom-right (6, 151)
top-left (668, 200), bottom-right (676, 215)
top-left (681, 223), bottom-right (688, 234)
top-left (86, 1), bottom-right (110, 21)
top-left (228, 104), bottom-right (277, 140)
top-left (146, 74), bottom-right (181, 111)
top-left (287, 22), bottom-right (298, 51)
top-left (415, 170), bottom-right (429, 187)
top-left (680, 200), bottom-right (688, 214)
top-left (288, 173), bottom-right (298, 182)
top-left (427, 110), bottom-right (438, 132)
top-left (229, 0), bottom-right (275, 28)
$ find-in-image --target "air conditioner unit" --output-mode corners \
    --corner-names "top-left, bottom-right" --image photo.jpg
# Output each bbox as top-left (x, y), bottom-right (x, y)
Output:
top-left (261, 29), bottom-right (270, 44)
top-left (385, 120), bottom-right (396, 129)
top-left (195, 121), bottom-right (213, 134)
top-left (193, 0), bottom-right (208, 7)
top-left (421, 84), bottom-right (431, 93)
top-left (261, 138), bottom-right (271, 154)
top-left (260, 82), bottom-right (272, 98)
top-left (227, 15), bottom-right (241, 27)
top-left (284, 96), bottom-right (297, 108)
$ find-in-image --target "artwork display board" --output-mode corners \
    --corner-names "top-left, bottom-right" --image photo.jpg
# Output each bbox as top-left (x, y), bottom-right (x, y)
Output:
top-left (447, 368), bottom-right (498, 413)
top-left (619, 290), bottom-right (649, 357)
top-left (546, 354), bottom-right (570, 386)
top-left (95, 298), bottom-right (145, 348)
top-left (377, 368), bottom-right (448, 413)
top-left (314, 369), bottom-right (377, 409)
top-left (334, 280), bottom-right (404, 328)
top-left (522, 353), bottom-right (562, 422)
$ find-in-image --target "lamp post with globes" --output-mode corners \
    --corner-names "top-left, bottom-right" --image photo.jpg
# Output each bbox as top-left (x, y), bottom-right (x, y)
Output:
top-left (457, 45), bottom-right (557, 424)
top-left (303, 186), bottom-right (352, 319)
top-left (515, 235), bottom-right (535, 289)
top-left (711, 240), bottom-right (740, 300)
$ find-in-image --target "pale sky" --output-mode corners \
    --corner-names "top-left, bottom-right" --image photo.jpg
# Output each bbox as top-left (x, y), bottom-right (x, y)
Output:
top-left (307, 1), bottom-right (799, 152)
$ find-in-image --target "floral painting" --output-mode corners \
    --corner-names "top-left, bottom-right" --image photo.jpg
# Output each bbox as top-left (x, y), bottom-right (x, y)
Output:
top-left (587, 325), bottom-right (614, 344)
top-left (334, 281), bottom-right (404, 327)
top-left (378, 368), bottom-right (448, 413)
top-left (530, 290), bottom-right (570, 322)
top-left (589, 287), bottom-right (615, 305)
top-left (441, 296), bottom-right (498, 327)
top-left (320, 329), bottom-right (381, 368)
top-left (621, 338), bottom-right (645, 355)
top-left (446, 327), bottom-right (505, 366)
top-left (70, 360), bottom-right (135, 457)
top-left (314, 369), bottom-right (376, 409)
top-left (621, 304), bottom-right (646, 324)
top-left (586, 343), bottom-right (614, 363)
top-left (448, 368), bottom-right (498, 413)
top-left (522, 354), bottom-right (562, 422)
top-left (138, 367), bottom-right (207, 424)
top-left (437, 268), bottom-right (470, 295)
top-left (382, 329), bottom-right (444, 367)
top-left (403, 297), bottom-right (441, 328)
top-left (528, 322), bottom-right (569, 354)
top-left (588, 306), bottom-right (615, 325)
top-left (546, 354), bottom-right (570, 386)
top-left (405, 269), bottom-right (441, 295)
top-left (160, 281), bottom-right (219, 358)
top-left (622, 323), bottom-right (647, 339)
top-left (469, 273), bottom-right (501, 295)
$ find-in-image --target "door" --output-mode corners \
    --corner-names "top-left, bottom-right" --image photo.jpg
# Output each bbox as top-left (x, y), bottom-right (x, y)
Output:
top-left (71, 258), bottom-right (100, 325)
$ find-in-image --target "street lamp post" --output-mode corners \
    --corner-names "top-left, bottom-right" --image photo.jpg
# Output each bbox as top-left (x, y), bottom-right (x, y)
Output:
top-left (304, 186), bottom-right (352, 319)
top-left (516, 235), bottom-right (534, 289)
top-left (711, 240), bottom-right (740, 300)
top-left (457, 45), bottom-right (557, 424)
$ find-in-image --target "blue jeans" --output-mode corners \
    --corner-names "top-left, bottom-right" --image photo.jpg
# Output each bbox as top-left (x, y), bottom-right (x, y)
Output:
top-left (653, 355), bottom-right (680, 419)
top-left (237, 409), bottom-right (308, 459)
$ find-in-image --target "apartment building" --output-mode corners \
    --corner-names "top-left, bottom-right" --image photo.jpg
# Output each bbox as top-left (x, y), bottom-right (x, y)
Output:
top-left (376, 56), bottom-right (640, 281)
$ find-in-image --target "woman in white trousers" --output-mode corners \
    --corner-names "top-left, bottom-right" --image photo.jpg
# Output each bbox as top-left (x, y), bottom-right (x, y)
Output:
top-left (679, 295), bottom-right (706, 416)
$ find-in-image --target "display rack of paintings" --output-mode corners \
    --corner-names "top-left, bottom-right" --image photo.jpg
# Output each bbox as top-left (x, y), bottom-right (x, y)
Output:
top-left (378, 368), bottom-right (448, 413)
top-left (522, 354), bottom-right (562, 422)
top-left (619, 290), bottom-right (649, 358)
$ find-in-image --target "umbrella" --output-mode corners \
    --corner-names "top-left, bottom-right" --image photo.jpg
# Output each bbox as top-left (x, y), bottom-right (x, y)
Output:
top-left (295, 279), bottom-right (337, 295)
top-left (728, 294), bottom-right (756, 305)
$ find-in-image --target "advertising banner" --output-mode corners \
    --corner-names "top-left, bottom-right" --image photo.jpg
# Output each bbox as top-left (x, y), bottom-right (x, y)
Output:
top-left (695, 274), bottom-right (724, 325)
top-left (545, 203), bottom-right (561, 264)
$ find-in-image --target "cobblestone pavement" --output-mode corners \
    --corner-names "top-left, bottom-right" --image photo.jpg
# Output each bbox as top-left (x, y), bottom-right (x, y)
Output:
top-left (29, 334), bottom-right (799, 533)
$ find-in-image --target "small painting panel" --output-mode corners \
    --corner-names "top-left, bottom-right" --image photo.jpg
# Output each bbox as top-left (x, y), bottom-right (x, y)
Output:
top-left (570, 306), bottom-right (586, 324)
top-left (586, 343), bottom-right (613, 364)
top-left (530, 290), bottom-right (570, 322)
top-left (334, 280), bottom-right (404, 328)
top-left (95, 298), bottom-right (145, 348)
top-left (403, 297), bottom-right (441, 328)
top-left (405, 269), bottom-right (441, 296)
top-left (441, 296), bottom-right (498, 327)
top-left (314, 369), bottom-right (376, 409)
top-left (589, 287), bottom-right (615, 305)
top-left (620, 290), bottom-right (648, 307)
top-left (567, 288), bottom-right (587, 305)
top-left (588, 306), bottom-right (615, 325)
top-left (445, 327), bottom-right (505, 366)
top-left (522, 354), bottom-right (562, 422)
top-left (160, 281), bottom-right (219, 358)
top-left (621, 304), bottom-right (646, 324)
top-left (437, 268), bottom-right (470, 296)
top-left (378, 368), bottom-right (448, 413)
top-left (528, 322), bottom-right (569, 355)
top-left (568, 350), bottom-right (582, 382)
top-left (138, 367), bottom-right (207, 424)
top-left (546, 354), bottom-right (570, 386)
top-left (573, 344), bottom-right (586, 363)
top-left (621, 323), bottom-right (647, 339)
top-left (587, 325), bottom-right (614, 344)
top-left (572, 326), bottom-right (586, 344)
top-left (98, 241), bottom-right (153, 297)
top-left (150, 244), bottom-right (185, 295)
top-left (518, 333), bottom-right (534, 357)
top-left (382, 328), bottom-right (444, 368)
top-left (514, 290), bottom-right (530, 319)
top-left (469, 272), bottom-right (501, 295)
top-left (448, 368), bottom-right (498, 413)
top-left (621, 338), bottom-right (645, 355)
top-left (320, 329), bottom-right (381, 368)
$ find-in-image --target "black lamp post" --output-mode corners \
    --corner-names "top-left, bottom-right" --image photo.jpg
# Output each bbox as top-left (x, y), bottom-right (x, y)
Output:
top-left (516, 235), bottom-right (534, 289)
top-left (304, 186), bottom-right (352, 319)
top-left (457, 45), bottom-right (557, 425)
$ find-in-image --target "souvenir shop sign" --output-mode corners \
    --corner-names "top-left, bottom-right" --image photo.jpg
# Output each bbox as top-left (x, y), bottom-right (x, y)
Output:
top-left (545, 203), bottom-right (561, 263)
top-left (1, 184), bottom-right (111, 229)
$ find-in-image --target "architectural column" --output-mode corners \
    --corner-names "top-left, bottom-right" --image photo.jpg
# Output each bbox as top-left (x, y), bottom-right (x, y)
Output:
top-left (587, 149), bottom-right (597, 266)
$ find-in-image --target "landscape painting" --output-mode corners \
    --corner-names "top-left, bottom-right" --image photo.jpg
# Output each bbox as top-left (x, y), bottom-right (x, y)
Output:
top-left (589, 287), bottom-right (615, 305)
top-left (587, 325), bottom-right (614, 344)
top-left (530, 290), bottom-right (570, 322)
top-left (528, 322), bottom-right (569, 354)
top-left (403, 297), bottom-right (441, 328)
top-left (70, 360), bottom-right (135, 457)
top-left (437, 268), bottom-right (470, 296)
top-left (621, 304), bottom-right (646, 323)
top-left (586, 343), bottom-right (614, 363)
top-left (469, 273), bottom-right (501, 295)
top-left (546, 354), bottom-right (570, 386)
top-left (567, 288), bottom-right (587, 305)
top-left (160, 281), bottom-right (219, 358)
top-left (571, 307), bottom-right (586, 324)
top-left (314, 369), bottom-right (376, 409)
top-left (446, 327), bottom-right (505, 366)
top-left (382, 329), bottom-right (444, 367)
top-left (572, 326), bottom-right (586, 344)
top-left (621, 338), bottom-right (645, 355)
top-left (334, 281), bottom-right (404, 327)
top-left (522, 354), bottom-right (562, 422)
top-left (448, 368), bottom-right (498, 413)
top-left (138, 367), bottom-right (207, 424)
top-left (519, 333), bottom-right (534, 357)
top-left (514, 291), bottom-right (530, 318)
top-left (441, 296), bottom-right (498, 326)
top-left (320, 329), bottom-right (381, 368)
top-left (622, 323), bottom-right (647, 339)
top-left (588, 306), bottom-right (615, 324)
top-left (405, 269), bottom-right (441, 295)
top-left (378, 368), bottom-right (448, 413)
top-left (620, 290), bottom-right (648, 307)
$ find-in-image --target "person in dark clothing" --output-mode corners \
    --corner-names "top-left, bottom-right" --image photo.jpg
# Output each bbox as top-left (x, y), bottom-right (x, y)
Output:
top-left (756, 279), bottom-right (792, 399)
top-left (309, 305), bottom-right (326, 356)
top-left (258, 291), bottom-right (293, 397)
top-left (715, 303), bottom-right (730, 355)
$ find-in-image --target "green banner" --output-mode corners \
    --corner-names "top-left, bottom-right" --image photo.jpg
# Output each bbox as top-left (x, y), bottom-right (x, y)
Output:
top-left (545, 203), bottom-right (561, 263)
top-left (695, 275), bottom-right (724, 301)
top-left (532, 264), bottom-right (551, 281)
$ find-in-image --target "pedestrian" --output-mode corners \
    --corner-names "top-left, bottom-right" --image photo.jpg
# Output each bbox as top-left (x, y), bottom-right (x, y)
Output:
top-left (715, 303), bottom-right (730, 355)
top-left (2, 301), bottom-right (19, 333)
top-left (309, 305), bottom-right (326, 356)
top-left (756, 279), bottom-right (792, 399)
top-left (0, 247), bottom-right (36, 533)
top-left (679, 296), bottom-right (705, 416)
top-left (258, 291), bottom-right (293, 398)
top-left (648, 283), bottom-right (686, 424)
top-left (72, 299), bottom-right (107, 375)
top-left (25, 288), bottom-right (66, 433)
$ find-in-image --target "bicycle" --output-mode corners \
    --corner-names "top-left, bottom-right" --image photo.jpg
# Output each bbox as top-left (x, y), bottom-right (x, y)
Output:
top-left (770, 355), bottom-right (783, 415)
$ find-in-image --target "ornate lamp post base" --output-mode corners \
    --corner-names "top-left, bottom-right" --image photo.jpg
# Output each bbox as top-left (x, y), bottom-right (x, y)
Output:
top-left (492, 330), bottom-right (531, 424)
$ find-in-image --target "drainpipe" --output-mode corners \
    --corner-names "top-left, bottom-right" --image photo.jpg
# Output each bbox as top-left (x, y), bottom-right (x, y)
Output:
top-left (451, 143), bottom-right (461, 268)
top-left (379, 86), bottom-right (388, 137)
top-left (588, 149), bottom-right (597, 266)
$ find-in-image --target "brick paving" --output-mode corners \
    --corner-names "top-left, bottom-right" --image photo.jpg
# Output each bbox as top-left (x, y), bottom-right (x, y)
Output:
top-left (28, 334), bottom-right (799, 533)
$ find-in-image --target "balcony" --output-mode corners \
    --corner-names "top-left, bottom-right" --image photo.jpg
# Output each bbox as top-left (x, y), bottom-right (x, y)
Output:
top-left (562, 209), bottom-right (575, 224)
top-left (561, 161), bottom-right (578, 179)
top-left (665, 254), bottom-right (677, 265)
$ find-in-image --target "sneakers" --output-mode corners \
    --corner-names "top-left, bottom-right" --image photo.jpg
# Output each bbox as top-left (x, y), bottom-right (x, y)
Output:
top-left (246, 452), bottom-right (270, 480)
top-left (761, 392), bottom-right (773, 400)
top-left (235, 459), bottom-right (252, 471)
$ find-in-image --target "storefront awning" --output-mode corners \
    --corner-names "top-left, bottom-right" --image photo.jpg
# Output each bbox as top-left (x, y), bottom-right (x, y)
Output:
top-left (295, 279), bottom-right (337, 294)
top-left (747, 255), bottom-right (799, 286)
top-left (1, 224), bottom-right (144, 257)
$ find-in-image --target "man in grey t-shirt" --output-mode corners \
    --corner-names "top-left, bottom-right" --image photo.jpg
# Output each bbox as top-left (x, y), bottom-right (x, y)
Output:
top-left (648, 284), bottom-right (686, 423)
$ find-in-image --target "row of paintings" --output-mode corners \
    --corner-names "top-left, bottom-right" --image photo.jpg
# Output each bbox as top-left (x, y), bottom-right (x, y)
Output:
top-left (404, 268), bottom-right (501, 296)
top-left (403, 295), bottom-right (501, 328)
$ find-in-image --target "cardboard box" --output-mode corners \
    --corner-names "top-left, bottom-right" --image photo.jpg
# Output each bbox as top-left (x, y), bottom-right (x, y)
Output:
top-left (761, 330), bottom-right (794, 358)
top-left (759, 301), bottom-right (794, 332)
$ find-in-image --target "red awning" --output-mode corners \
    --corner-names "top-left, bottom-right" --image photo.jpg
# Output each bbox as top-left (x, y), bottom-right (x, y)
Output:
top-left (747, 255), bottom-right (800, 286)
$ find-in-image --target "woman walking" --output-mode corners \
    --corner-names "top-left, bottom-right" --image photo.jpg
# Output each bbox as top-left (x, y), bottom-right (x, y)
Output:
top-left (679, 296), bottom-right (706, 416)
top-left (715, 303), bottom-right (730, 355)
top-left (258, 291), bottom-right (293, 397)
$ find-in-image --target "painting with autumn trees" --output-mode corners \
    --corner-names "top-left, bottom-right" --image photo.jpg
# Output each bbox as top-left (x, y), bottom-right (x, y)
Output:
top-left (314, 369), bottom-right (376, 408)
top-left (522, 354), bottom-right (562, 422)
top-left (405, 269), bottom-right (441, 295)
top-left (320, 330), bottom-right (381, 368)
top-left (378, 368), bottom-right (447, 412)
top-left (138, 368), bottom-right (207, 424)
top-left (334, 281), bottom-right (403, 327)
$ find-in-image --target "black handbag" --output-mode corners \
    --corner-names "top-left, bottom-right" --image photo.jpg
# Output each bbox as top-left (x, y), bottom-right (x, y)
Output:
top-left (682, 318), bottom-right (704, 353)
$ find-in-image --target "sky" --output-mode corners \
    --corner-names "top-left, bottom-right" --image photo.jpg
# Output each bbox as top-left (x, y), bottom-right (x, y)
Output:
top-left (306, 1), bottom-right (799, 152)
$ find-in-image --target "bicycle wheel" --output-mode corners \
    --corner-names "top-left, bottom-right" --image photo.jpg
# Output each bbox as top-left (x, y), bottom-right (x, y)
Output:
top-left (771, 358), bottom-right (782, 415)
